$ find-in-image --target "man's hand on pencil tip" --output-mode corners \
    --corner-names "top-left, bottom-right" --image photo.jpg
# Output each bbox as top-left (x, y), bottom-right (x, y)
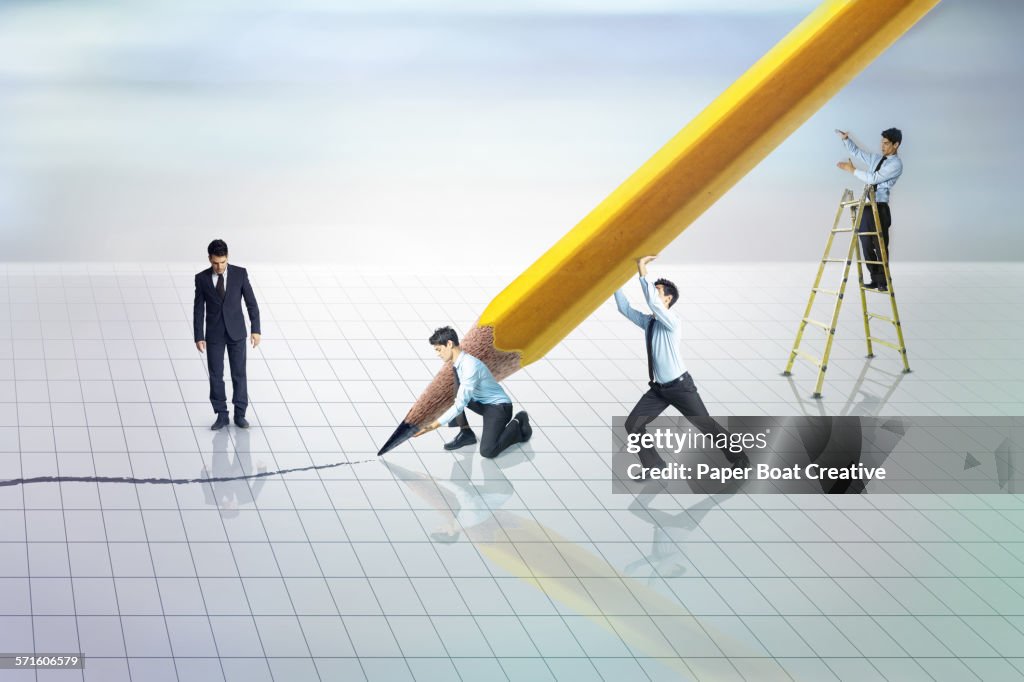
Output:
top-left (835, 129), bottom-right (849, 140)
top-left (836, 159), bottom-right (855, 173)
top-left (414, 421), bottom-right (441, 437)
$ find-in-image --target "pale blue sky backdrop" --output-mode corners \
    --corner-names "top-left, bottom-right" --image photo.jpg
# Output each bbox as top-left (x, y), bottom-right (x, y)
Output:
top-left (0, 0), bottom-right (1019, 265)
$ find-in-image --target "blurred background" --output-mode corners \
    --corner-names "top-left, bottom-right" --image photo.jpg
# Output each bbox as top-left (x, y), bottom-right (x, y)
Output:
top-left (0, 0), bottom-right (1020, 267)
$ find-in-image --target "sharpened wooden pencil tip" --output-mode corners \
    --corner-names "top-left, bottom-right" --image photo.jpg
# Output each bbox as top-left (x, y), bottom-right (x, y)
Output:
top-left (378, 422), bottom-right (418, 456)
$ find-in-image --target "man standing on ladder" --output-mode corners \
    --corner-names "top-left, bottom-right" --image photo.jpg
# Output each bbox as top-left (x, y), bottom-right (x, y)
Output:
top-left (835, 128), bottom-right (903, 292)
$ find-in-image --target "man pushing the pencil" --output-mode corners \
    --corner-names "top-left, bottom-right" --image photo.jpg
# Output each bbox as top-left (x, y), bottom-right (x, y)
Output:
top-left (415, 326), bottom-right (532, 458)
top-left (615, 256), bottom-right (749, 474)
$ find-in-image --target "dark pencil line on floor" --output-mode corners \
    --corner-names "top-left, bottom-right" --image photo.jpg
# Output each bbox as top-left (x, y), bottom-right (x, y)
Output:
top-left (0, 457), bottom-right (380, 488)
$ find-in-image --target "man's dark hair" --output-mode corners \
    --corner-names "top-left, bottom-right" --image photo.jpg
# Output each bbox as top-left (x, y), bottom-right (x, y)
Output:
top-left (654, 278), bottom-right (679, 308)
top-left (208, 239), bottom-right (229, 257)
top-left (429, 326), bottom-right (460, 347)
top-left (882, 127), bottom-right (902, 146)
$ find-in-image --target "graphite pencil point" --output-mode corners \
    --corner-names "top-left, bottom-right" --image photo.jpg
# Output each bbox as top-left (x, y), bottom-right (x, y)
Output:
top-left (377, 422), bottom-right (419, 456)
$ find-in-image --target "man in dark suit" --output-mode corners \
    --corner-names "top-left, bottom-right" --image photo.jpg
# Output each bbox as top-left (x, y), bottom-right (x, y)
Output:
top-left (194, 239), bottom-right (261, 430)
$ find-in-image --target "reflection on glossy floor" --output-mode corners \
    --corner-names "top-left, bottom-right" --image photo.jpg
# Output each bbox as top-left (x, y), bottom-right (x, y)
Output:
top-left (0, 262), bottom-right (1022, 681)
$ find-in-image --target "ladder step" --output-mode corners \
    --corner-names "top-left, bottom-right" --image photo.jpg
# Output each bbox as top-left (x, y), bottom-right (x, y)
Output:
top-left (831, 228), bottom-right (855, 233)
top-left (793, 349), bottom-right (822, 367)
top-left (860, 260), bottom-right (885, 265)
top-left (864, 286), bottom-right (891, 294)
top-left (811, 287), bottom-right (840, 296)
top-left (867, 337), bottom-right (903, 351)
top-left (822, 258), bottom-right (853, 263)
top-left (802, 317), bottom-right (832, 331)
top-left (840, 200), bottom-right (863, 208)
top-left (867, 312), bottom-right (897, 325)
top-left (857, 375), bottom-right (903, 385)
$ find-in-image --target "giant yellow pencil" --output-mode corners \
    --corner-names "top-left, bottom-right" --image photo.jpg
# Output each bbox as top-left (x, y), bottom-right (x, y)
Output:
top-left (379, 0), bottom-right (940, 455)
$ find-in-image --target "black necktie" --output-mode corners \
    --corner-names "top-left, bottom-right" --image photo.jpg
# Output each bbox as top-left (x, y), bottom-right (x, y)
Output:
top-left (453, 365), bottom-right (460, 390)
top-left (871, 156), bottom-right (886, 194)
top-left (645, 317), bottom-right (656, 383)
top-left (216, 273), bottom-right (225, 299)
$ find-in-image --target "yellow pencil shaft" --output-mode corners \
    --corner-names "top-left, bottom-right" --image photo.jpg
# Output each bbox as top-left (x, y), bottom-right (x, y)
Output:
top-left (479, 0), bottom-right (939, 366)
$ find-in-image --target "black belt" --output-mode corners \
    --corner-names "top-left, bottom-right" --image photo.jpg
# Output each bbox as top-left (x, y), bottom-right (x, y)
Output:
top-left (649, 372), bottom-right (687, 389)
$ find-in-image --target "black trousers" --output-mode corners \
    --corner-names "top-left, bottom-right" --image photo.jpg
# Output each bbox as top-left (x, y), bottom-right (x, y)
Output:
top-left (207, 322), bottom-right (248, 416)
top-left (452, 401), bottom-right (522, 459)
top-left (858, 202), bottom-right (892, 284)
top-left (625, 372), bottom-right (742, 467)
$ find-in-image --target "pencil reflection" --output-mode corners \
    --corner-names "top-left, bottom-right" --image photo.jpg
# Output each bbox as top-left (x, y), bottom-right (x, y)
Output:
top-left (385, 458), bottom-right (797, 680)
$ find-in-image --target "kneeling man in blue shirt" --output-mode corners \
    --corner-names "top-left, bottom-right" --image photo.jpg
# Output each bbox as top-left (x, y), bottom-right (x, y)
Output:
top-left (416, 326), bottom-right (532, 458)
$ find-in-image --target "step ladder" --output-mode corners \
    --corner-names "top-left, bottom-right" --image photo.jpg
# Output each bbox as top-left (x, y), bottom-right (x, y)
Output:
top-left (783, 187), bottom-right (910, 397)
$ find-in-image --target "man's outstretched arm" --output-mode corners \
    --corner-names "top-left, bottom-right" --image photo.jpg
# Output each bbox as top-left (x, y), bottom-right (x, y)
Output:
top-left (836, 129), bottom-right (880, 168)
top-left (614, 288), bottom-right (648, 329)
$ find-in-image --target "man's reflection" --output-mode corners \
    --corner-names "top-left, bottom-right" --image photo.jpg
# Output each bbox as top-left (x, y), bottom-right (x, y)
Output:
top-left (201, 428), bottom-right (267, 517)
top-left (430, 454), bottom-right (514, 543)
top-left (625, 481), bottom-right (732, 582)
top-left (384, 451), bottom-right (515, 543)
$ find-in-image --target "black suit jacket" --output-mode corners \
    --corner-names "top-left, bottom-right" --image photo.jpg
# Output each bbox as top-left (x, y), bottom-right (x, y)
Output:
top-left (193, 264), bottom-right (261, 343)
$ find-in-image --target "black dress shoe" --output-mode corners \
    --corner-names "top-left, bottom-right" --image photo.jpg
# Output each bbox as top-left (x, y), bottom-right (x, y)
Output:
top-left (444, 429), bottom-right (477, 451)
top-left (211, 414), bottom-right (229, 430)
top-left (877, 282), bottom-right (888, 292)
top-left (515, 411), bottom-right (532, 442)
top-left (234, 415), bottom-right (250, 429)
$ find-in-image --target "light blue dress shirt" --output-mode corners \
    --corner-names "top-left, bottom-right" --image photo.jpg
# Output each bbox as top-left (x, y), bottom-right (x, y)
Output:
top-left (438, 351), bottom-right (511, 425)
top-left (614, 275), bottom-right (687, 385)
top-left (843, 137), bottom-right (903, 203)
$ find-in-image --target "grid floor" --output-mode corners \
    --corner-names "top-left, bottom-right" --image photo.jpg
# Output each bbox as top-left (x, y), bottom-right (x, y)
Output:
top-left (1, 261), bottom-right (1023, 682)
